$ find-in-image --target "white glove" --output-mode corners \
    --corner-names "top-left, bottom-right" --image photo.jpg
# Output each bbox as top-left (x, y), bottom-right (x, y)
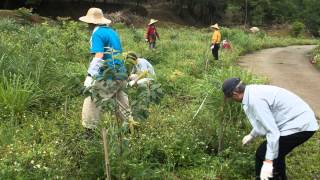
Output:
top-left (129, 80), bottom-right (136, 87)
top-left (87, 57), bottom-right (103, 77)
top-left (210, 45), bottom-right (215, 50)
top-left (137, 78), bottom-right (153, 85)
top-left (145, 39), bottom-right (148, 42)
top-left (83, 76), bottom-right (93, 88)
top-left (242, 134), bottom-right (254, 145)
top-left (260, 161), bottom-right (273, 180)
top-left (129, 74), bottom-right (138, 81)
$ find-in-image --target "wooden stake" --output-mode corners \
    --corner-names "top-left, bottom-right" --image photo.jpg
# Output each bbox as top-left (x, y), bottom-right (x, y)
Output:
top-left (102, 128), bottom-right (111, 180)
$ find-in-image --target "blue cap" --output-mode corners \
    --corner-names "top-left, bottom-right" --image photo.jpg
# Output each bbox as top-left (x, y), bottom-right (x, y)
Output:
top-left (222, 77), bottom-right (241, 97)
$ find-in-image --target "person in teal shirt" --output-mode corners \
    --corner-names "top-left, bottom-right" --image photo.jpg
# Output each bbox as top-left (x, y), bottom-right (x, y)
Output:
top-left (80, 8), bottom-right (134, 133)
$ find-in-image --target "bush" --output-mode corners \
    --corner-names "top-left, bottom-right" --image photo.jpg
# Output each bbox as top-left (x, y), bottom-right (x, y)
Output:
top-left (290, 21), bottom-right (306, 37)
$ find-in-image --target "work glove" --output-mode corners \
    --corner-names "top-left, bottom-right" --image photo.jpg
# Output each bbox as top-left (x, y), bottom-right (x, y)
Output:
top-left (128, 117), bottom-right (139, 134)
top-left (129, 80), bottom-right (136, 87)
top-left (83, 75), bottom-right (93, 88)
top-left (260, 161), bottom-right (273, 180)
top-left (145, 38), bottom-right (148, 42)
top-left (210, 44), bottom-right (215, 50)
top-left (129, 74), bottom-right (138, 81)
top-left (242, 134), bottom-right (255, 145)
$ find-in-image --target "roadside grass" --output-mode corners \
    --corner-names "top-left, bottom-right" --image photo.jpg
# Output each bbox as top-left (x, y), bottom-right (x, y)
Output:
top-left (312, 45), bottom-right (320, 70)
top-left (0, 18), bottom-right (318, 179)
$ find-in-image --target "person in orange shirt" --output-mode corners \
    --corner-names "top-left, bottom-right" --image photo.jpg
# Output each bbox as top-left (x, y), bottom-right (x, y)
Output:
top-left (210, 23), bottom-right (221, 60)
top-left (145, 19), bottom-right (160, 49)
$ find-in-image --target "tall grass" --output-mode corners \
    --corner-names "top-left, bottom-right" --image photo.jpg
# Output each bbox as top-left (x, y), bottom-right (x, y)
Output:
top-left (0, 73), bottom-right (38, 115)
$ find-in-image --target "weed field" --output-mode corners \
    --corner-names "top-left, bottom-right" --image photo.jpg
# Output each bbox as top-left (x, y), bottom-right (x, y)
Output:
top-left (0, 18), bottom-right (319, 179)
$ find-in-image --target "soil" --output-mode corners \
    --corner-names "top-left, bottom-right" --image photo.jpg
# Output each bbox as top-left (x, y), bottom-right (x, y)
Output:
top-left (238, 45), bottom-right (320, 117)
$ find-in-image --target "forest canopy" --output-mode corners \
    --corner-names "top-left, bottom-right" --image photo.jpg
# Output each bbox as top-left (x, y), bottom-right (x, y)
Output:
top-left (1, 0), bottom-right (320, 36)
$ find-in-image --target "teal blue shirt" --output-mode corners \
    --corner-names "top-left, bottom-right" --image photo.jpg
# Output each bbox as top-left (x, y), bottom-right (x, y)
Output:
top-left (90, 26), bottom-right (126, 80)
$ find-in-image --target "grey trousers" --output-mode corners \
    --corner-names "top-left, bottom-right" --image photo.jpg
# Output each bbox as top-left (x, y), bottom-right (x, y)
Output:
top-left (81, 79), bottom-right (131, 129)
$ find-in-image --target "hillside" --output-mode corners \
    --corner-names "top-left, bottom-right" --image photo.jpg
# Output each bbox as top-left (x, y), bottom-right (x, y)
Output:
top-left (0, 14), bottom-right (319, 179)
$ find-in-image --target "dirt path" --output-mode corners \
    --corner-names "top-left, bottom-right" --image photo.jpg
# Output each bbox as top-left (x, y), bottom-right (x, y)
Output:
top-left (238, 45), bottom-right (320, 116)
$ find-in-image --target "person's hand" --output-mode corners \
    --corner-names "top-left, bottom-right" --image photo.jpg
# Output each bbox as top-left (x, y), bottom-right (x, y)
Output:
top-left (128, 117), bottom-right (139, 134)
top-left (83, 76), bottom-right (93, 88)
top-left (260, 161), bottom-right (273, 180)
top-left (129, 80), bottom-right (136, 87)
top-left (242, 134), bottom-right (254, 145)
top-left (129, 74), bottom-right (138, 81)
top-left (210, 44), bottom-right (215, 50)
top-left (145, 39), bottom-right (148, 42)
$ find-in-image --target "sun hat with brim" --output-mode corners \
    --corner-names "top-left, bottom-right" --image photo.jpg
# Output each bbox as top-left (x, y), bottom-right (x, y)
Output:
top-left (79, 7), bottom-right (111, 25)
top-left (222, 77), bottom-right (241, 97)
top-left (148, 19), bottom-right (158, 25)
top-left (210, 23), bottom-right (220, 30)
top-left (125, 51), bottom-right (138, 60)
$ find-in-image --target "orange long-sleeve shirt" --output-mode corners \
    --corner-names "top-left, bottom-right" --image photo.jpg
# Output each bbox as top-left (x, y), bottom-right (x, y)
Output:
top-left (211, 30), bottom-right (221, 44)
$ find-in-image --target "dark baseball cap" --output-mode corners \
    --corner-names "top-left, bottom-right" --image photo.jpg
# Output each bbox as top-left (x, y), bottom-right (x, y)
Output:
top-left (222, 77), bottom-right (241, 97)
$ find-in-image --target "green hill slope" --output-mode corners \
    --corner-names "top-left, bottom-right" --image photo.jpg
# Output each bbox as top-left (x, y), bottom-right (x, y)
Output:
top-left (0, 17), bottom-right (318, 179)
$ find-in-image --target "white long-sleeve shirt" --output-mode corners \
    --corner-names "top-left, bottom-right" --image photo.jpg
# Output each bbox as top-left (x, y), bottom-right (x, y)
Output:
top-left (242, 85), bottom-right (319, 160)
top-left (131, 58), bottom-right (155, 76)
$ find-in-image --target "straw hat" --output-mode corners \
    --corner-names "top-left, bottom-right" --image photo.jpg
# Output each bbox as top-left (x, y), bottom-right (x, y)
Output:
top-left (125, 51), bottom-right (138, 60)
top-left (79, 8), bottom-right (111, 25)
top-left (148, 19), bottom-right (158, 25)
top-left (210, 23), bottom-right (220, 30)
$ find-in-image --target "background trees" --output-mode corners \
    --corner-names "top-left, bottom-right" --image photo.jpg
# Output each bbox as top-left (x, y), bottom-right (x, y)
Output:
top-left (0, 0), bottom-right (319, 36)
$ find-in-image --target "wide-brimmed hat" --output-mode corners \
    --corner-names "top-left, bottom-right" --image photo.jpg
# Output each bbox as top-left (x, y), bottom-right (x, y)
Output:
top-left (210, 23), bottom-right (220, 30)
top-left (125, 51), bottom-right (138, 60)
top-left (148, 19), bottom-right (158, 25)
top-left (79, 8), bottom-right (111, 25)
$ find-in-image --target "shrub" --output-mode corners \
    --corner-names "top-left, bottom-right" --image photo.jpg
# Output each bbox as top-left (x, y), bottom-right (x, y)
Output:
top-left (290, 21), bottom-right (306, 37)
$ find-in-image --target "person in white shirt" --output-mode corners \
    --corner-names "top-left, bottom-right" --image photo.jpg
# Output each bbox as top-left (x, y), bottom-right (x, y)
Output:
top-left (222, 77), bottom-right (319, 180)
top-left (125, 51), bottom-right (155, 86)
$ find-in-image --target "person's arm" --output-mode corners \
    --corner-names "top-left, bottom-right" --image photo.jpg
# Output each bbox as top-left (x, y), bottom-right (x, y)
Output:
top-left (87, 31), bottom-right (105, 76)
top-left (91, 31), bottom-right (105, 55)
top-left (145, 60), bottom-right (155, 75)
top-left (212, 31), bottom-right (217, 44)
top-left (144, 27), bottom-right (150, 41)
top-left (250, 129), bottom-right (259, 137)
top-left (252, 99), bottom-right (280, 161)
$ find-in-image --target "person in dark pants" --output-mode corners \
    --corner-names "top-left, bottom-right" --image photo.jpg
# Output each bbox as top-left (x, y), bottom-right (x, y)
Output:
top-left (222, 77), bottom-right (319, 180)
top-left (210, 23), bottom-right (221, 60)
top-left (256, 131), bottom-right (315, 179)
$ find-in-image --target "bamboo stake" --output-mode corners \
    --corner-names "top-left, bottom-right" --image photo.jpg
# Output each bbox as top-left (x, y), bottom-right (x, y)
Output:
top-left (102, 128), bottom-right (111, 180)
top-left (218, 101), bottom-right (225, 153)
top-left (192, 94), bottom-right (209, 120)
top-left (64, 96), bottom-right (68, 119)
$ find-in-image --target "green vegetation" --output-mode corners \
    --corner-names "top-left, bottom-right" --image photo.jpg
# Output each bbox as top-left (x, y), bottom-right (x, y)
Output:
top-left (312, 45), bottom-right (320, 69)
top-left (290, 21), bottom-right (306, 37)
top-left (0, 18), bottom-right (319, 179)
top-left (2, 0), bottom-right (320, 36)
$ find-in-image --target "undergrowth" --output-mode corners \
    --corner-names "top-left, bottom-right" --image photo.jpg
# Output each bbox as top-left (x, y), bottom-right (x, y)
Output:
top-left (0, 18), bottom-right (319, 179)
